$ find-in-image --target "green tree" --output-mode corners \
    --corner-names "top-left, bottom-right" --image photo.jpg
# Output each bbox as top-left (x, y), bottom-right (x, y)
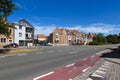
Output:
top-left (93, 33), bottom-right (107, 44)
top-left (89, 33), bottom-right (107, 45)
top-left (0, 0), bottom-right (17, 37)
top-left (106, 34), bottom-right (120, 44)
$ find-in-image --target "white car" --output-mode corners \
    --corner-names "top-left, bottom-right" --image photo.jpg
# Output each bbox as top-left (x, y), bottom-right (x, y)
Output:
top-left (47, 42), bottom-right (53, 46)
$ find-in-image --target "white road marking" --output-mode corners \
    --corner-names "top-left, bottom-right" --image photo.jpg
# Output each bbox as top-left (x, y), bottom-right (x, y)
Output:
top-left (0, 56), bottom-right (5, 59)
top-left (83, 58), bottom-right (88, 61)
top-left (96, 52), bottom-right (102, 55)
top-left (66, 63), bottom-right (75, 67)
top-left (69, 51), bottom-right (78, 54)
top-left (96, 49), bottom-right (113, 55)
top-left (86, 78), bottom-right (93, 80)
top-left (6, 54), bottom-right (17, 57)
top-left (0, 54), bottom-right (16, 59)
top-left (33, 71), bottom-right (54, 80)
top-left (92, 55), bottom-right (95, 57)
top-left (82, 66), bottom-right (91, 72)
top-left (36, 52), bottom-right (43, 54)
top-left (17, 53), bottom-right (27, 56)
top-left (49, 51), bottom-right (55, 52)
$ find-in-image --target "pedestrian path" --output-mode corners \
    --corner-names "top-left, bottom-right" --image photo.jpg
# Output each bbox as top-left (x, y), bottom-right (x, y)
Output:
top-left (73, 58), bottom-right (120, 80)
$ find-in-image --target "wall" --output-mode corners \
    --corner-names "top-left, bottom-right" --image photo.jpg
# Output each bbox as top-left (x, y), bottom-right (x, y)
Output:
top-left (14, 25), bottom-right (26, 45)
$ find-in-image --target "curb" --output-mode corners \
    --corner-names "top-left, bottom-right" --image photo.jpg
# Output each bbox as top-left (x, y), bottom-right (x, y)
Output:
top-left (33, 55), bottom-right (101, 80)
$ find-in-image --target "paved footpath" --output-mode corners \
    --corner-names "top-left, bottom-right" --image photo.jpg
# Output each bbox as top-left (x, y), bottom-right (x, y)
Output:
top-left (74, 58), bottom-right (120, 80)
top-left (74, 48), bottom-right (120, 80)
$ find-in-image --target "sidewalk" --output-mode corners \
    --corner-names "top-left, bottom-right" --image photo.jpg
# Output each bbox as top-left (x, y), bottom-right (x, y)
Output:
top-left (74, 47), bottom-right (120, 80)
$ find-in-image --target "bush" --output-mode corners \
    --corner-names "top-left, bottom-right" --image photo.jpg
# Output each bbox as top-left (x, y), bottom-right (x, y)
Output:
top-left (89, 41), bottom-right (108, 45)
top-left (89, 41), bottom-right (98, 45)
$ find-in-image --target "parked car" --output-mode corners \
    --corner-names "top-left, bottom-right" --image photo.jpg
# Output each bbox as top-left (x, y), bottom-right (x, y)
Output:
top-left (3, 43), bottom-right (19, 48)
top-left (47, 42), bottom-right (53, 46)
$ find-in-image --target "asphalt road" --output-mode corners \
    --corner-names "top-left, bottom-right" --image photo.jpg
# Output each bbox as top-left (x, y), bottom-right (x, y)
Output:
top-left (0, 45), bottom-right (119, 80)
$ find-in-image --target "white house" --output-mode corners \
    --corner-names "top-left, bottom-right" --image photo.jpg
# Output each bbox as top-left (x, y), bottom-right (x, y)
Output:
top-left (14, 24), bottom-right (26, 45)
top-left (13, 19), bottom-right (34, 46)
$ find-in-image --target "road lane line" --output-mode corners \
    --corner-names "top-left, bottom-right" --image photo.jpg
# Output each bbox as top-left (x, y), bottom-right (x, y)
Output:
top-left (66, 63), bottom-right (75, 67)
top-left (49, 51), bottom-right (55, 52)
top-left (0, 54), bottom-right (17, 59)
top-left (83, 58), bottom-right (88, 61)
top-left (36, 52), bottom-right (43, 54)
top-left (96, 52), bottom-right (102, 55)
top-left (17, 53), bottom-right (27, 56)
top-left (69, 51), bottom-right (78, 54)
top-left (92, 55), bottom-right (95, 57)
top-left (82, 66), bottom-right (91, 72)
top-left (0, 56), bottom-right (5, 59)
top-left (33, 71), bottom-right (54, 80)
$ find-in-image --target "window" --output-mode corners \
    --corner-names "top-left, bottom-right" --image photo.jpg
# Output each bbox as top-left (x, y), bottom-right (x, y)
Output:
top-left (55, 33), bottom-right (59, 40)
top-left (56, 36), bottom-right (58, 38)
top-left (55, 40), bottom-right (59, 43)
top-left (9, 37), bottom-right (12, 43)
top-left (1, 38), bottom-right (6, 43)
top-left (68, 35), bottom-right (72, 40)
top-left (26, 34), bottom-right (28, 39)
top-left (19, 25), bottom-right (22, 29)
top-left (19, 33), bottom-right (22, 37)
top-left (26, 27), bottom-right (33, 32)
top-left (9, 40), bottom-right (12, 43)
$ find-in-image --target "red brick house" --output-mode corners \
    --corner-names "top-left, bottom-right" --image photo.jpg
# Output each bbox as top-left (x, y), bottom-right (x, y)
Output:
top-left (48, 28), bottom-right (86, 46)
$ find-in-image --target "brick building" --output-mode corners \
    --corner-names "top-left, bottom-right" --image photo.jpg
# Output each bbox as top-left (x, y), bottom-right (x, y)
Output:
top-left (48, 28), bottom-right (86, 46)
top-left (0, 28), bottom-right (14, 47)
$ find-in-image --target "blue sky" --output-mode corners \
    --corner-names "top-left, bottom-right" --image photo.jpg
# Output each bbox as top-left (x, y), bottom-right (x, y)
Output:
top-left (8, 0), bottom-right (120, 35)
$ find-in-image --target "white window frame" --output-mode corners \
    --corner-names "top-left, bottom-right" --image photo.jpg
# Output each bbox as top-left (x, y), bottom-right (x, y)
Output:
top-left (19, 33), bottom-right (22, 37)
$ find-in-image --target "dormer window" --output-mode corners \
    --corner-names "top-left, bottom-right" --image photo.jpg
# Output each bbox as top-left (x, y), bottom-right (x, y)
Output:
top-left (19, 25), bottom-right (22, 29)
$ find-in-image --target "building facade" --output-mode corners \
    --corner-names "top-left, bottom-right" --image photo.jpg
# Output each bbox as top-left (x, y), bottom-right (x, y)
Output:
top-left (13, 19), bottom-right (34, 46)
top-left (48, 28), bottom-right (86, 46)
top-left (0, 28), bottom-right (14, 47)
top-left (37, 34), bottom-right (47, 45)
top-left (84, 33), bottom-right (96, 45)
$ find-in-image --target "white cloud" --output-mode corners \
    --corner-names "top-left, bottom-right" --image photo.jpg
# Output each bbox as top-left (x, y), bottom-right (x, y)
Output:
top-left (14, 2), bottom-right (23, 8)
top-left (34, 23), bottom-right (120, 36)
top-left (34, 24), bottom-right (57, 36)
top-left (14, 2), bottom-right (28, 10)
top-left (79, 23), bottom-right (120, 34)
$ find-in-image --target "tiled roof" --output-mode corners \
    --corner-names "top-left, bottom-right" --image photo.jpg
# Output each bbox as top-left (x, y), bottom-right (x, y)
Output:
top-left (37, 34), bottom-right (46, 38)
top-left (54, 28), bottom-right (86, 36)
top-left (89, 33), bottom-right (96, 37)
